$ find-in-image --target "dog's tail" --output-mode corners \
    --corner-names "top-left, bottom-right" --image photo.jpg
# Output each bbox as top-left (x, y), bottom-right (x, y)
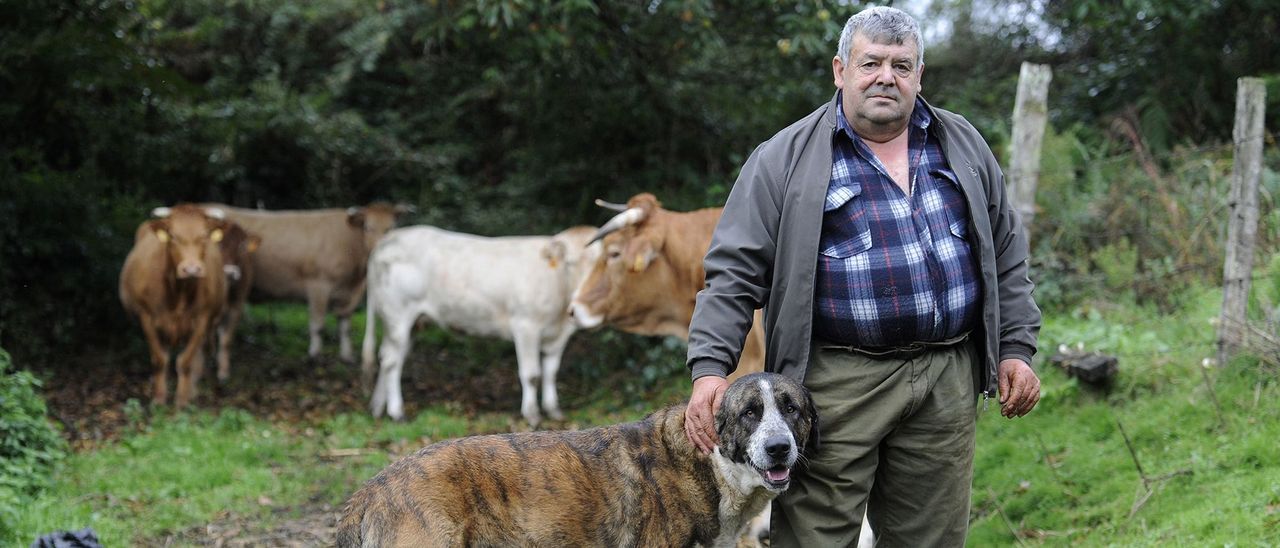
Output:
top-left (335, 488), bottom-right (387, 548)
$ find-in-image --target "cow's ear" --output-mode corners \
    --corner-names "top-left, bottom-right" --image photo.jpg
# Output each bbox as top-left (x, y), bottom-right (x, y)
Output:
top-left (626, 240), bottom-right (656, 272)
top-left (542, 240), bottom-right (567, 268)
top-left (347, 207), bottom-right (366, 228)
top-left (148, 220), bottom-right (170, 243)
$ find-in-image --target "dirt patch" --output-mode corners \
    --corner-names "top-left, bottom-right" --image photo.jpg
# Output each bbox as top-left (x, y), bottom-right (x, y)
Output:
top-left (163, 502), bottom-right (341, 548)
top-left (40, 337), bottom-right (533, 451)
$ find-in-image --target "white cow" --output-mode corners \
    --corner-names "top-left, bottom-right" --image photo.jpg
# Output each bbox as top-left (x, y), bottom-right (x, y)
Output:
top-left (361, 225), bottom-right (601, 426)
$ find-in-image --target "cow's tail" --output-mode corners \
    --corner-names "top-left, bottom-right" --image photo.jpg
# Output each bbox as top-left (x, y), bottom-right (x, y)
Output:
top-left (360, 253), bottom-right (381, 390)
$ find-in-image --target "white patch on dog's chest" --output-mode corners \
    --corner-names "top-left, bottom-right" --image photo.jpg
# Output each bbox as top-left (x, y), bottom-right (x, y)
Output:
top-left (708, 450), bottom-right (775, 547)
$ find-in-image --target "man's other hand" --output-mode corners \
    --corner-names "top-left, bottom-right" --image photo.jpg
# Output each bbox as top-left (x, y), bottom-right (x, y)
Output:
top-left (997, 358), bottom-right (1040, 418)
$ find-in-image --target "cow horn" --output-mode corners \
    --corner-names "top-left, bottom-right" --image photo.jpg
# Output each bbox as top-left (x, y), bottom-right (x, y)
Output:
top-left (151, 207), bottom-right (172, 218)
top-left (594, 198), bottom-right (629, 212)
top-left (588, 207), bottom-right (646, 244)
top-left (203, 207), bottom-right (226, 220)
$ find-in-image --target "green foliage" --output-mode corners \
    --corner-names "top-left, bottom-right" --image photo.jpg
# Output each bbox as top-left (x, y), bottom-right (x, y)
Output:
top-left (1040, 0), bottom-right (1280, 144)
top-left (1090, 237), bottom-right (1138, 300)
top-left (0, 348), bottom-right (67, 534)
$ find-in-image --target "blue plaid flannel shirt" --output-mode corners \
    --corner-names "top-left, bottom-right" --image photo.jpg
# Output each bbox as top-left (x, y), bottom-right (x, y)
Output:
top-left (813, 95), bottom-right (980, 346)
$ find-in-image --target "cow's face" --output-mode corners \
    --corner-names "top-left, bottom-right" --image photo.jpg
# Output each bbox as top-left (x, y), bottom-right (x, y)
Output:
top-left (348, 203), bottom-right (413, 253)
top-left (570, 222), bottom-right (683, 336)
top-left (150, 205), bottom-right (225, 279)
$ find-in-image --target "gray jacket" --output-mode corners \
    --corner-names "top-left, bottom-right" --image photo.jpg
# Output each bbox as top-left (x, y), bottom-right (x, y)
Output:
top-left (688, 93), bottom-right (1040, 399)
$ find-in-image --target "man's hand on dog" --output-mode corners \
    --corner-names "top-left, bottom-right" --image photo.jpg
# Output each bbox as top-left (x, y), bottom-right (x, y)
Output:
top-left (686, 375), bottom-right (728, 454)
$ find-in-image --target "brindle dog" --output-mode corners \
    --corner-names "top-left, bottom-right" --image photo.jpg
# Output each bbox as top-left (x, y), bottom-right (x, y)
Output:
top-left (337, 372), bottom-right (818, 547)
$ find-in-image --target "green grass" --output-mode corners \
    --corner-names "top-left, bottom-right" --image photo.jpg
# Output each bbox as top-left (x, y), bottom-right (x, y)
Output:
top-left (968, 289), bottom-right (1280, 545)
top-left (8, 288), bottom-right (1280, 546)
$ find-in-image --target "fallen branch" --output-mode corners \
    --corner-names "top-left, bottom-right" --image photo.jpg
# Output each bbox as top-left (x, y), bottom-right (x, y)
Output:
top-left (986, 488), bottom-right (1029, 547)
top-left (319, 448), bottom-right (379, 459)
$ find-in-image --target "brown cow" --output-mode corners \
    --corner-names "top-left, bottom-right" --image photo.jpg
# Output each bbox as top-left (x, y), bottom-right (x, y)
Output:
top-left (209, 203), bottom-right (411, 362)
top-left (569, 193), bottom-right (766, 382)
top-left (119, 204), bottom-right (229, 407)
top-left (213, 221), bottom-right (261, 381)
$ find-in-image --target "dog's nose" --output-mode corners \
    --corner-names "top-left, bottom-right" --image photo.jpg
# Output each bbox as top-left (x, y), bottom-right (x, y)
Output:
top-left (765, 436), bottom-right (791, 459)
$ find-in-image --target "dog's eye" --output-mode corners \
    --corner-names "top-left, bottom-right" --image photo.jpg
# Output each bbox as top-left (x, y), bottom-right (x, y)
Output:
top-left (785, 404), bottom-right (798, 414)
top-left (742, 409), bottom-right (756, 419)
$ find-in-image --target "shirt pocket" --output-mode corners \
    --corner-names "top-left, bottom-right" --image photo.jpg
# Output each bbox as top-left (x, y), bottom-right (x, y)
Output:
top-left (933, 168), bottom-right (969, 241)
top-left (819, 183), bottom-right (873, 259)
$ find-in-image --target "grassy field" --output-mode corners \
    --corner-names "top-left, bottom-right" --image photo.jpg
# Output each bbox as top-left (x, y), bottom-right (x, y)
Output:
top-left (6, 287), bottom-right (1280, 546)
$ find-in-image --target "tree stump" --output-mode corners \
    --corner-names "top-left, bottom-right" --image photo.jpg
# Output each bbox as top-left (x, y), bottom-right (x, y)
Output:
top-left (1050, 348), bottom-right (1118, 386)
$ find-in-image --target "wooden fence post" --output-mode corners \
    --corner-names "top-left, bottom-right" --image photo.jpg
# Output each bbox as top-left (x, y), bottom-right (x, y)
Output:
top-left (1008, 62), bottom-right (1052, 241)
top-left (1217, 77), bottom-right (1267, 367)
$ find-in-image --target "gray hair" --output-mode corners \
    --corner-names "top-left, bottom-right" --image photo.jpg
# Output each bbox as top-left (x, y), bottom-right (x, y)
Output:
top-left (836, 6), bottom-right (924, 68)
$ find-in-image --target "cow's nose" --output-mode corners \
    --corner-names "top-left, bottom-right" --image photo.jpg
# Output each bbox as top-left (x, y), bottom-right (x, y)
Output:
top-left (765, 436), bottom-right (791, 459)
top-left (179, 263), bottom-right (204, 278)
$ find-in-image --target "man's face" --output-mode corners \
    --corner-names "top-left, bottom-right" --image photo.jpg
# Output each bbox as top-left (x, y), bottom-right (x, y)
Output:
top-left (833, 33), bottom-right (922, 137)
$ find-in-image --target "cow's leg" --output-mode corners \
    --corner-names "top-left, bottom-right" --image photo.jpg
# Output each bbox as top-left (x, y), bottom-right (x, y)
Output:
top-left (216, 304), bottom-right (244, 382)
top-left (538, 331), bottom-right (573, 422)
top-left (510, 321), bottom-right (542, 428)
top-left (371, 315), bottom-right (413, 420)
top-left (139, 314), bottom-right (171, 405)
top-left (305, 282), bottom-right (333, 359)
top-left (334, 282), bottom-right (366, 364)
top-left (337, 315), bottom-right (354, 363)
top-left (174, 322), bottom-right (211, 408)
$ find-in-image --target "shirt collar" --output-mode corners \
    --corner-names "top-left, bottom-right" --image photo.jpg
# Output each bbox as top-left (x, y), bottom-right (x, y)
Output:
top-left (834, 92), bottom-right (932, 140)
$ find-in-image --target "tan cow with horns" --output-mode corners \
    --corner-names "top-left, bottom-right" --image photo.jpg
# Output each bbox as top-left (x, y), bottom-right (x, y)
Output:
top-left (119, 204), bottom-right (231, 407)
top-left (569, 193), bottom-right (765, 382)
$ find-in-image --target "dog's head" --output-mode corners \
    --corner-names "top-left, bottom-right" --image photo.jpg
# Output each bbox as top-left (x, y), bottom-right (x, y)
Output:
top-left (714, 372), bottom-right (819, 493)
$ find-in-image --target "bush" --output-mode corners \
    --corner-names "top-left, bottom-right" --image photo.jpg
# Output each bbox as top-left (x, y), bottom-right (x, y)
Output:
top-left (0, 348), bottom-right (66, 532)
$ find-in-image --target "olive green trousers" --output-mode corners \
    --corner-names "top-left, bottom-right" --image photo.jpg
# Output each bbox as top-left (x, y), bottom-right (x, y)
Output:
top-left (771, 340), bottom-right (977, 548)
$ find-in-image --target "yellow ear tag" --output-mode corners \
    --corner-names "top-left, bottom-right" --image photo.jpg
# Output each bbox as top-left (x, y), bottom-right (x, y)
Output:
top-left (156, 230), bottom-right (170, 243)
top-left (632, 255), bottom-right (645, 272)
top-left (548, 257), bottom-right (558, 268)
top-left (210, 228), bottom-right (224, 243)
top-left (247, 240), bottom-right (259, 253)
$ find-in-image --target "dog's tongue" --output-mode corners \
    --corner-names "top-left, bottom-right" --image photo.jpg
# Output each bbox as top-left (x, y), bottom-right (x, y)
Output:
top-left (766, 468), bottom-right (790, 482)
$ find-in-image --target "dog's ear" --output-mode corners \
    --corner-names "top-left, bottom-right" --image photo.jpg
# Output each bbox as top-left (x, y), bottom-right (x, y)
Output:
top-left (802, 387), bottom-right (821, 457)
top-left (714, 398), bottom-right (728, 440)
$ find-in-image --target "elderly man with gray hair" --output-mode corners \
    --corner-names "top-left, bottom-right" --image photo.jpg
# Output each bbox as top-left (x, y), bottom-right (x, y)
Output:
top-left (683, 5), bottom-right (1042, 546)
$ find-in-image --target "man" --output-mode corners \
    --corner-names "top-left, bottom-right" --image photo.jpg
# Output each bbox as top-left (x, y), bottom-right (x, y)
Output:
top-left (684, 6), bottom-right (1042, 547)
